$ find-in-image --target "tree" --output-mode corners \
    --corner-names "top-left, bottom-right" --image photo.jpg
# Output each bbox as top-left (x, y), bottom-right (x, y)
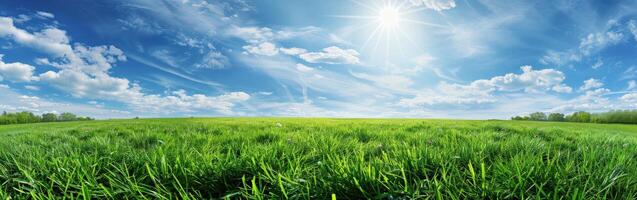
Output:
top-left (0, 111), bottom-right (91, 125)
top-left (529, 112), bottom-right (547, 121)
top-left (58, 112), bottom-right (77, 121)
top-left (512, 116), bottom-right (525, 120)
top-left (567, 111), bottom-right (591, 123)
top-left (548, 113), bottom-right (565, 122)
top-left (42, 113), bottom-right (58, 122)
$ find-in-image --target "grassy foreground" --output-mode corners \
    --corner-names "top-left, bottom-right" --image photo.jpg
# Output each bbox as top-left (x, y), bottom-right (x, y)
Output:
top-left (1, 118), bottom-right (637, 199)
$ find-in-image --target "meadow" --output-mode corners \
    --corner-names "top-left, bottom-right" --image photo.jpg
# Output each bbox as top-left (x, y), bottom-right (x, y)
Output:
top-left (0, 118), bottom-right (636, 199)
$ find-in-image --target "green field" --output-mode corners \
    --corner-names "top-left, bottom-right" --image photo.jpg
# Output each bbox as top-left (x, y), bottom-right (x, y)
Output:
top-left (1, 118), bottom-right (637, 199)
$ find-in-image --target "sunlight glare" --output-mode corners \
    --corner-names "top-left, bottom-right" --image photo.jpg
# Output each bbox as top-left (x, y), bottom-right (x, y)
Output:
top-left (378, 6), bottom-right (400, 28)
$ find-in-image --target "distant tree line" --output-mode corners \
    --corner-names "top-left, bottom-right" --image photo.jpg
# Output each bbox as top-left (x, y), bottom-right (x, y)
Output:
top-left (512, 110), bottom-right (637, 124)
top-left (0, 111), bottom-right (94, 125)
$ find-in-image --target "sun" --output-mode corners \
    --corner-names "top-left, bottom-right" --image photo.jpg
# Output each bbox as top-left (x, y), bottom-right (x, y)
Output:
top-left (377, 6), bottom-right (401, 28)
top-left (331, 0), bottom-right (445, 65)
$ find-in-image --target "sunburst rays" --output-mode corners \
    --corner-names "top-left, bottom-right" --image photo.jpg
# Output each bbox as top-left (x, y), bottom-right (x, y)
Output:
top-left (331, 0), bottom-right (448, 65)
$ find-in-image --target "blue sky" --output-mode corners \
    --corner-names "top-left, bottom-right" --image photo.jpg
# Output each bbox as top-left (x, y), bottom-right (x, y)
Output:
top-left (1, 0), bottom-right (637, 119)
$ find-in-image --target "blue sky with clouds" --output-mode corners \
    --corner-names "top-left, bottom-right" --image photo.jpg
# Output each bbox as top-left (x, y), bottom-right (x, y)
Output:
top-left (1, 0), bottom-right (637, 119)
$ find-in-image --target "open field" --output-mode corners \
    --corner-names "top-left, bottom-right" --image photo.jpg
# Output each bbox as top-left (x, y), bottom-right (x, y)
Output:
top-left (1, 118), bottom-right (637, 199)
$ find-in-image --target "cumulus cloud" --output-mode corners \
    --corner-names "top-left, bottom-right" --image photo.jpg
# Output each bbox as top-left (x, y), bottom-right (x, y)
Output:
top-left (243, 42), bottom-right (278, 56)
top-left (229, 26), bottom-right (320, 44)
top-left (130, 90), bottom-right (250, 114)
top-left (68, 44), bottom-right (127, 75)
top-left (0, 55), bottom-right (36, 82)
top-left (195, 51), bottom-right (229, 69)
top-left (230, 26), bottom-right (274, 44)
top-left (621, 93), bottom-right (637, 103)
top-left (0, 16), bottom-right (126, 75)
top-left (484, 66), bottom-right (572, 93)
top-left (38, 69), bottom-right (251, 114)
top-left (299, 46), bottom-right (360, 64)
top-left (38, 70), bottom-right (134, 99)
top-left (0, 17), bottom-right (73, 57)
top-left (579, 78), bottom-right (603, 91)
top-left (280, 47), bottom-right (307, 55)
top-left (399, 65), bottom-right (571, 107)
top-left (552, 84), bottom-right (573, 93)
top-left (550, 88), bottom-right (613, 113)
top-left (409, 0), bottom-right (456, 11)
top-left (399, 81), bottom-right (496, 107)
top-left (0, 15), bottom-right (249, 115)
top-left (232, 25), bottom-right (321, 58)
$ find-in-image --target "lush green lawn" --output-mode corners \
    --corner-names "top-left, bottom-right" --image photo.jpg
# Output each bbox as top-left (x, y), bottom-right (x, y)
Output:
top-left (1, 118), bottom-right (636, 199)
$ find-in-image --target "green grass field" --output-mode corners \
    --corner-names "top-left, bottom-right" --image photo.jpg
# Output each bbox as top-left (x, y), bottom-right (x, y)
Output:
top-left (1, 118), bottom-right (636, 199)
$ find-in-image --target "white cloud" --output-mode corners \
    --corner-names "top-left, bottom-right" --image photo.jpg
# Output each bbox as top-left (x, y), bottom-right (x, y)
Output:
top-left (36, 11), bottom-right (55, 19)
top-left (195, 51), bottom-right (229, 69)
top-left (295, 63), bottom-right (314, 73)
top-left (118, 15), bottom-right (164, 35)
top-left (24, 85), bottom-right (39, 91)
top-left (400, 65), bottom-right (571, 107)
top-left (552, 84), bottom-right (573, 93)
top-left (130, 90), bottom-right (250, 114)
top-left (398, 81), bottom-right (496, 107)
top-left (231, 26), bottom-right (321, 58)
top-left (620, 93), bottom-right (637, 103)
top-left (0, 86), bottom-right (132, 119)
top-left (0, 55), bottom-right (36, 82)
top-left (38, 69), bottom-right (134, 99)
top-left (550, 88), bottom-right (614, 113)
top-left (150, 49), bottom-right (179, 67)
top-left (0, 17), bottom-right (73, 57)
top-left (1, 15), bottom-right (249, 115)
top-left (0, 16), bottom-right (126, 75)
top-left (628, 80), bottom-right (636, 90)
top-left (409, 0), bottom-right (456, 11)
top-left (38, 69), bottom-right (251, 114)
top-left (540, 21), bottom-right (628, 66)
top-left (280, 47), bottom-right (307, 55)
top-left (275, 26), bottom-right (321, 40)
top-left (243, 42), bottom-right (278, 56)
top-left (69, 44), bottom-right (127, 75)
top-left (228, 26), bottom-right (320, 44)
top-left (539, 50), bottom-right (580, 66)
top-left (237, 55), bottom-right (379, 100)
top-left (579, 78), bottom-right (603, 91)
top-left (230, 26), bottom-right (274, 44)
top-left (486, 66), bottom-right (571, 93)
top-left (579, 31), bottom-right (623, 56)
top-left (299, 46), bottom-right (360, 64)
top-left (13, 15), bottom-right (31, 23)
